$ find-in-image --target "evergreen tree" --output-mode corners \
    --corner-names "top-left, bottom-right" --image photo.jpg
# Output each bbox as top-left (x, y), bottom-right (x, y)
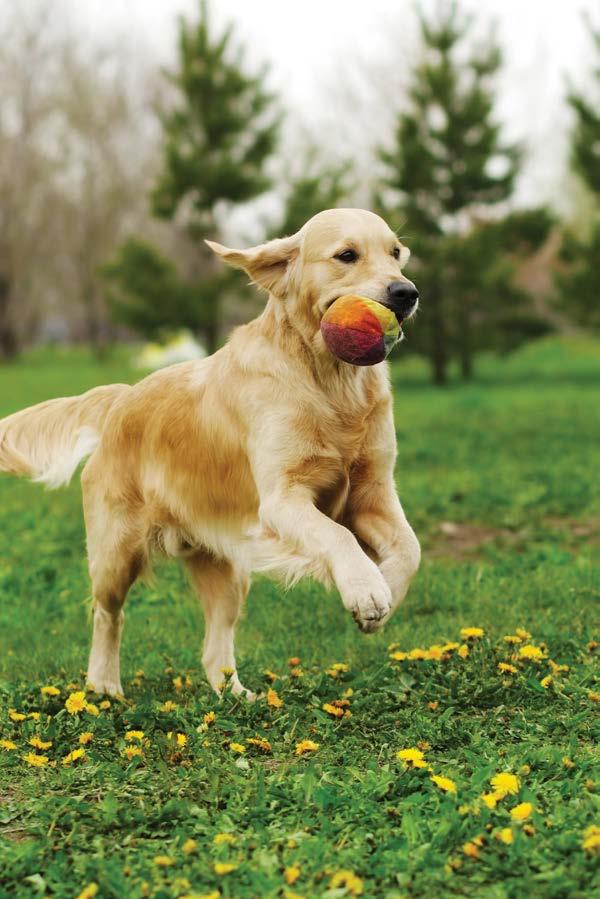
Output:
top-left (107, 0), bottom-right (279, 352)
top-left (556, 17), bottom-right (600, 331)
top-left (377, 1), bottom-right (549, 383)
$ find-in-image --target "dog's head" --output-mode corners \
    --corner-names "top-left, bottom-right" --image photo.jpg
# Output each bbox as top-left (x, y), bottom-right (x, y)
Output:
top-left (207, 208), bottom-right (418, 342)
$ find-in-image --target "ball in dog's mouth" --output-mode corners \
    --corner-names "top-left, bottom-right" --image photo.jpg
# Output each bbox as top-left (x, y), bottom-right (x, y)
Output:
top-left (320, 294), bottom-right (402, 366)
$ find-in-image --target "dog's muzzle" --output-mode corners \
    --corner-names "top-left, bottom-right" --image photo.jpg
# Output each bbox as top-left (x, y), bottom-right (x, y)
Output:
top-left (383, 280), bottom-right (419, 322)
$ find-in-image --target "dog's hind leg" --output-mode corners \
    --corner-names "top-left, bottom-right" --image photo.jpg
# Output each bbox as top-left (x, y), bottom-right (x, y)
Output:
top-left (186, 553), bottom-right (253, 700)
top-left (82, 473), bottom-right (145, 697)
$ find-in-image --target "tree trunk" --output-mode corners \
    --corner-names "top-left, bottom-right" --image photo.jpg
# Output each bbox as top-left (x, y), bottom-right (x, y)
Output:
top-left (458, 303), bottom-right (474, 381)
top-left (428, 285), bottom-right (448, 386)
top-left (0, 275), bottom-right (19, 361)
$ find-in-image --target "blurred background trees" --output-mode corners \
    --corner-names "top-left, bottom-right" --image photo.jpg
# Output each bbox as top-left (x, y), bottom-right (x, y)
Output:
top-left (555, 17), bottom-right (600, 332)
top-left (0, 0), bottom-right (596, 380)
top-left (376, 3), bottom-right (552, 383)
top-left (106, 0), bottom-right (279, 354)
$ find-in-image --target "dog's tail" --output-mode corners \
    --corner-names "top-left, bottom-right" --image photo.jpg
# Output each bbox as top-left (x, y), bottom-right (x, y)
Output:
top-left (0, 383), bottom-right (130, 489)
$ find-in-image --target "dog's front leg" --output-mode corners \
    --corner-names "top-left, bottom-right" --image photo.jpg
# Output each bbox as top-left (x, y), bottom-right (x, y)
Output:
top-left (349, 497), bottom-right (421, 616)
top-left (258, 484), bottom-right (392, 632)
top-left (346, 399), bottom-right (420, 619)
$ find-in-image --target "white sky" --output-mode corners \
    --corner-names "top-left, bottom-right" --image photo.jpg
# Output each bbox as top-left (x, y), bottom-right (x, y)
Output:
top-left (64, 0), bottom-right (598, 224)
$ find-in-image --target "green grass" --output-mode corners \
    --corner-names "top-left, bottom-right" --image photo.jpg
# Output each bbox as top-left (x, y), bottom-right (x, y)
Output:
top-left (0, 337), bottom-right (598, 899)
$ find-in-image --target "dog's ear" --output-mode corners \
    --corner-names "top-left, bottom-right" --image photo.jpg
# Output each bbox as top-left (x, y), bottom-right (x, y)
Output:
top-left (205, 234), bottom-right (300, 297)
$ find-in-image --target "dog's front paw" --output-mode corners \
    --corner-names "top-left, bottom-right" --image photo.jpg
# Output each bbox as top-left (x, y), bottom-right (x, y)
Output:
top-left (339, 567), bottom-right (392, 633)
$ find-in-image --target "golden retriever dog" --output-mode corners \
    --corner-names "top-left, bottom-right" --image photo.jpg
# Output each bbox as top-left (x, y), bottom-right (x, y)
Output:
top-left (0, 208), bottom-right (420, 699)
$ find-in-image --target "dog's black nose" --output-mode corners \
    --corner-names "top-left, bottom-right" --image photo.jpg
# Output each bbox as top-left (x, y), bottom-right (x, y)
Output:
top-left (386, 280), bottom-right (419, 318)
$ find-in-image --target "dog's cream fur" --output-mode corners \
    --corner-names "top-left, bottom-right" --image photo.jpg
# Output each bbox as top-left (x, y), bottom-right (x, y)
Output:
top-left (0, 209), bottom-right (420, 698)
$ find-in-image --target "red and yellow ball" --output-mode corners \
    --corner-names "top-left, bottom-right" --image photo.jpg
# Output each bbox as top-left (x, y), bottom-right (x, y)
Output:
top-left (320, 294), bottom-right (401, 366)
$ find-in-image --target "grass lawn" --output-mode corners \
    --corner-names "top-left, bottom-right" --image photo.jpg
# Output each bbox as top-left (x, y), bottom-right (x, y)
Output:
top-left (0, 338), bottom-right (598, 898)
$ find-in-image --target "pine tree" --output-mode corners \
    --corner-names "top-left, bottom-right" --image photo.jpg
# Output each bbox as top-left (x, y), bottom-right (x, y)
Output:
top-left (377, 2), bottom-right (549, 383)
top-left (108, 1), bottom-right (279, 352)
top-left (556, 17), bottom-right (600, 331)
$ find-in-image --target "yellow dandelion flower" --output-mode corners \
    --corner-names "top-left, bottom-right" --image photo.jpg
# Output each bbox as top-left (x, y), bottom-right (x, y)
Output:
top-left (173, 676), bottom-right (183, 691)
top-left (295, 739), bottom-right (319, 756)
top-left (182, 838), bottom-right (197, 855)
top-left (229, 742), bottom-right (246, 754)
top-left (426, 645), bottom-right (445, 660)
top-left (480, 792), bottom-right (499, 810)
top-left (160, 700), bottom-right (178, 712)
top-left (85, 703), bottom-right (99, 717)
top-left (23, 752), bottom-right (48, 767)
top-left (79, 732), bottom-right (94, 745)
top-left (431, 774), bottom-right (457, 793)
top-left (516, 628), bottom-right (531, 640)
top-left (389, 651), bottom-right (407, 661)
top-left (323, 702), bottom-right (344, 718)
top-left (330, 870), bottom-right (363, 895)
top-left (124, 730), bottom-right (145, 742)
top-left (213, 832), bottom-right (236, 845)
top-left (29, 736), bottom-right (52, 750)
top-left (0, 739), bottom-right (17, 751)
top-left (343, 688), bottom-right (353, 698)
top-left (396, 747), bottom-right (427, 768)
top-left (503, 635), bottom-right (522, 644)
top-left (498, 663), bottom-right (518, 674)
top-left (41, 686), bottom-right (60, 697)
top-left (441, 642), bottom-right (460, 652)
top-left (9, 709), bottom-right (27, 722)
top-left (288, 657), bottom-right (301, 667)
top-left (510, 802), bottom-right (533, 821)
top-left (548, 660), bottom-right (569, 674)
top-left (246, 737), bottom-right (272, 752)
top-left (76, 884), bottom-right (99, 899)
top-left (263, 669), bottom-right (278, 681)
top-left (284, 865), bottom-right (301, 885)
top-left (154, 855), bottom-right (174, 867)
top-left (65, 692), bottom-right (87, 714)
top-left (214, 862), bottom-right (237, 875)
top-left (563, 757), bottom-right (575, 769)
top-left (204, 710), bottom-right (216, 725)
top-left (589, 691), bottom-right (600, 703)
top-left (540, 675), bottom-right (552, 689)
top-left (583, 824), bottom-right (600, 853)
top-left (62, 748), bottom-right (86, 766)
top-left (181, 894), bottom-right (220, 899)
top-left (267, 688), bottom-right (283, 709)
top-left (407, 647), bottom-right (428, 660)
top-left (518, 644), bottom-right (544, 662)
top-left (462, 841), bottom-right (480, 859)
top-left (326, 662), bottom-right (348, 677)
top-left (490, 772), bottom-right (520, 797)
top-left (220, 667), bottom-right (234, 677)
top-left (123, 745), bottom-right (143, 760)
top-left (28, 712), bottom-right (41, 721)
top-left (99, 700), bottom-right (111, 710)
top-left (497, 828), bottom-right (513, 845)
top-left (172, 732), bottom-right (187, 747)
top-left (460, 627), bottom-right (484, 640)
top-left (457, 644), bottom-right (469, 659)
top-left (428, 701), bottom-right (439, 710)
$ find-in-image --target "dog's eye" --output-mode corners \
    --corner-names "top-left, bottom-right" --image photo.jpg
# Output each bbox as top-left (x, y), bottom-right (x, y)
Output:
top-left (392, 246), bottom-right (401, 260)
top-left (335, 249), bottom-right (358, 263)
